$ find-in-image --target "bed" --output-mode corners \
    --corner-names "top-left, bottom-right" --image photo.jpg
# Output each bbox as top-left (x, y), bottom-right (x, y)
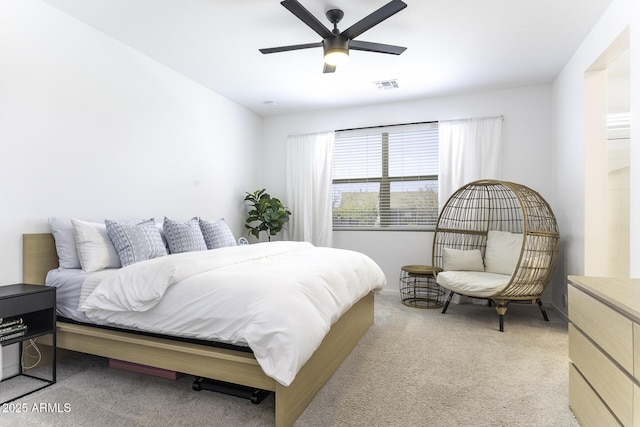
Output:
top-left (23, 232), bottom-right (384, 427)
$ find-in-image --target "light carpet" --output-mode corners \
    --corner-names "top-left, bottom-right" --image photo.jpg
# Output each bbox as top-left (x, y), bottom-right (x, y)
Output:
top-left (1, 292), bottom-right (578, 426)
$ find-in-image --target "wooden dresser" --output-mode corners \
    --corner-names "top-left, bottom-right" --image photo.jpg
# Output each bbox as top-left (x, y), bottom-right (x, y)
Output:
top-left (567, 276), bottom-right (640, 426)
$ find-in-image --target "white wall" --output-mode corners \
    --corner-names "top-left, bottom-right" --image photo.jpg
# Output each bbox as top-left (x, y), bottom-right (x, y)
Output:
top-left (551, 0), bottom-right (636, 313)
top-left (630, 1), bottom-right (640, 273)
top-left (0, 0), bottom-right (262, 284)
top-left (4, 0), bottom-right (630, 319)
top-left (262, 85), bottom-right (553, 295)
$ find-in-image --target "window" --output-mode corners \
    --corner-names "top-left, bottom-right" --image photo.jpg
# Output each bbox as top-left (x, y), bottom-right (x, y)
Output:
top-left (332, 123), bottom-right (439, 230)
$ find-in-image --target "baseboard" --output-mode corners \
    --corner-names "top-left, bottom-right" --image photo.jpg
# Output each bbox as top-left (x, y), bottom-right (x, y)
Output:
top-left (550, 303), bottom-right (569, 323)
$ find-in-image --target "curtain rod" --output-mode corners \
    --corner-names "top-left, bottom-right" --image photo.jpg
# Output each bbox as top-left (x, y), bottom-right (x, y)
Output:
top-left (335, 115), bottom-right (503, 133)
top-left (335, 120), bottom-right (438, 133)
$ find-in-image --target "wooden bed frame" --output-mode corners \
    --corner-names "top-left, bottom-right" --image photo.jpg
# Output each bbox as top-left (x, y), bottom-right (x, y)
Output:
top-left (23, 233), bottom-right (375, 427)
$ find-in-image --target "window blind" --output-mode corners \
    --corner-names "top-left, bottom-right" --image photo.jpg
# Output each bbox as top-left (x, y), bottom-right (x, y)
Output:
top-left (332, 123), bottom-right (439, 230)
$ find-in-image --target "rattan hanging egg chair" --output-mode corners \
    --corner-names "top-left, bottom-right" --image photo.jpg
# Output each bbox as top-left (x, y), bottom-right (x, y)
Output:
top-left (432, 179), bottom-right (559, 331)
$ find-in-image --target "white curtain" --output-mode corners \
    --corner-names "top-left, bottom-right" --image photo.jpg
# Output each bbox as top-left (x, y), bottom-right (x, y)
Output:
top-left (438, 116), bottom-right (503, 207)
top-left (438, 116), bottom-right (503, 305)
top-left (285, 132), bottom-right (335, 247)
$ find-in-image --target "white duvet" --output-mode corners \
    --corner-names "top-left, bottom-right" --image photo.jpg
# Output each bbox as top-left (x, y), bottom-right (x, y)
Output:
top-left (79, 241), bottom-right (386, 386)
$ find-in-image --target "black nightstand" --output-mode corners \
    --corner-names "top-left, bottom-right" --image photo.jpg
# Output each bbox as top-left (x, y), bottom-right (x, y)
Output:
top-left (0, 284), bottom-right (56, 403)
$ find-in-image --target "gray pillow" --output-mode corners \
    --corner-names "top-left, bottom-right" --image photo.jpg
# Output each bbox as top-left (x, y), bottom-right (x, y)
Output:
top-left (105, 219), bottom-right (167, 266)
top-left (199, 218), bottom-right (237, 249)
top-left (163, 217), bottom-right (207, 254)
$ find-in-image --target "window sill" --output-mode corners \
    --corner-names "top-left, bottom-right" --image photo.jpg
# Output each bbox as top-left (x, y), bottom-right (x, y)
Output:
top-left (333, 227), bottom-right (435, 232)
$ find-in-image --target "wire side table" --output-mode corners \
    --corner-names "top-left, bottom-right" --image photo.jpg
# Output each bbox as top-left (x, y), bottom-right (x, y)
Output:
top-left (399, 265), bottom-right (444, 309)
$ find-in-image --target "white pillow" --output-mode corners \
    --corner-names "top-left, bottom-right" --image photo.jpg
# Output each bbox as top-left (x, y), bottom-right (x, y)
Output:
top-left (442, 248), bottom-right (484, 271)
top-left (71, 219), bottom-right (121, 272)
top-left (484, 230), bottom-right (523, 275)
top-left (48, 217), bottom-right (81, 269)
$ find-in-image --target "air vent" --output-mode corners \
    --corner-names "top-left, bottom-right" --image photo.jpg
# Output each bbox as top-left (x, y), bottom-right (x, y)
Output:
top-left (374, 79), bottom-right (399, 90)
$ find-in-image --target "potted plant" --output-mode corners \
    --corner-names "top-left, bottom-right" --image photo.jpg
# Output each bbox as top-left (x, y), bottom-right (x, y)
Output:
top-left (244, 189), bottom-right (291, 241)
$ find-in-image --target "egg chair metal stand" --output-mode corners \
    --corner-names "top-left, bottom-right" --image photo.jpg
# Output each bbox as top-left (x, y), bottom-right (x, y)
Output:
top-left (432, 180), bottom-right (560, 331)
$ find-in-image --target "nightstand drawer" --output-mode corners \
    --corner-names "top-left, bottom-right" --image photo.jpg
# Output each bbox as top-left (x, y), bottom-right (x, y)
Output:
top-left (569, 285), bottom-right (633, 372)
top-left (0, 291), bottom-right (54, 319)
top-left (569, 324), bottom-right (633, 426)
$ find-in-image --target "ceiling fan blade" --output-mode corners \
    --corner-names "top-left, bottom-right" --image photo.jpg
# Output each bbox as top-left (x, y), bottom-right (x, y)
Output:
top-left (280, 0), bottom-right (334, 39)
top-left (323, 63), bottom-right (336, 73)
top-left (349, 40), bottom-right (406, 55)
top-left (341, 0), bottom-right (407, 40)
top-left (259, 42), bottom-right (322, 54)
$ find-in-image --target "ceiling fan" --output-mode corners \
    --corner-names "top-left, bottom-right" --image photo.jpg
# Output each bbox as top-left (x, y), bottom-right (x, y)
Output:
top-left (260, 0), bottom-right (408, 73)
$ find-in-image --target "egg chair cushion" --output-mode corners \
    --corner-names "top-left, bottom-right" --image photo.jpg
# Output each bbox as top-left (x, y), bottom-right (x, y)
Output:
top-left (484, 230), bottom-right (523, 275)
top-left (436, 271), bottom-right (511, 298)
top-left (442, 248), bottom-right (485, 272)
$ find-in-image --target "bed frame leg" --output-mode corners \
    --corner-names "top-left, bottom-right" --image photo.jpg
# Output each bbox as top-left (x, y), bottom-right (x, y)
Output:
top-left (441, 291), bottom-right (454, 314)
top-left (536, 298), bottom-right (550, 322)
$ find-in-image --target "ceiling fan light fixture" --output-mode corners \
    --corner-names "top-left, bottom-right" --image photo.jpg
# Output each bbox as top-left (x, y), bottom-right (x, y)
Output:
top-left (324, 49), bottom-right (349, 66)
top-left (323, 37), bottom-right (350, 66)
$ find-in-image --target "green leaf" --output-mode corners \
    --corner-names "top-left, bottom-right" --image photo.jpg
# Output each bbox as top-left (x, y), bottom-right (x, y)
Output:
top-left (244, 188), bottom-right (291, 241)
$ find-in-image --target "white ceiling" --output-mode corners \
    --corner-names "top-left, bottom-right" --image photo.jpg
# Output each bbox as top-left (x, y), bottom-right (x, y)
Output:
top-left (42, 0), bottom-right (614, 117)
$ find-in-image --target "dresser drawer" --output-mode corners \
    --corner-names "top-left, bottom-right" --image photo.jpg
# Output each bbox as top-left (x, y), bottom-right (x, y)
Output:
top-left (569, 324), bottom-right (633, 426)
top-left (635, 322), bottom-right (639, 382)
top-left (569, 364), bottom-right (621, 426)
top-left (634, 383), bottom-right (639, 427)
top-left (569, 285), bottom-right (633, 372)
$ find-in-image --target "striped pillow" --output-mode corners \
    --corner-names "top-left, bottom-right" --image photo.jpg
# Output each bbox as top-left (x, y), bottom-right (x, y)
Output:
top-left (163, 217), bottom-right (207, 254)
top-left (105, 219), bottom-right (167, 266)
top-left (199, 218), bottom-right (237, 249)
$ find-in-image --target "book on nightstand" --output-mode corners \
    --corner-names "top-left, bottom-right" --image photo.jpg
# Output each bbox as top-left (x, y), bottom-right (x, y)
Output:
top-left (0, 318), bottom-right (27, 342)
